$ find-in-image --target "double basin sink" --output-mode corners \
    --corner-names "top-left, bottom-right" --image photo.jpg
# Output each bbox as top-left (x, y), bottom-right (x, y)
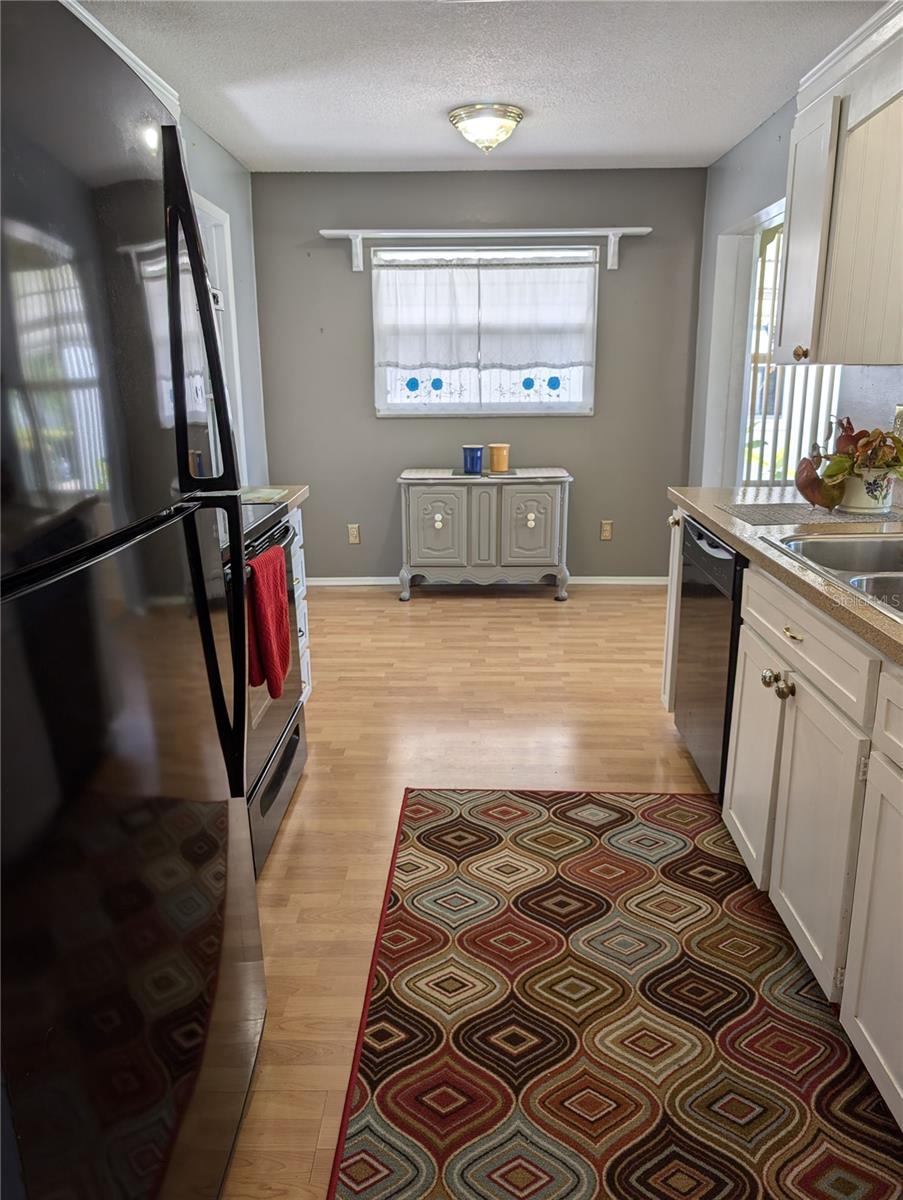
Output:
top-left (770, 533), bottom-right (903, 620)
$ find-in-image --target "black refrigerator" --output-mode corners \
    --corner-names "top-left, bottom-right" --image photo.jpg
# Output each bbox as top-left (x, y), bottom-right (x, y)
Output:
top-left (0, 4), bottom-right (265, 1198)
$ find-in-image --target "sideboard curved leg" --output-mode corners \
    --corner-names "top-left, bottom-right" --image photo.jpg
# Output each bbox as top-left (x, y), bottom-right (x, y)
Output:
top-left (399, 567), bottom-right (412, 602)
top-left (555, 567), bottom-right (569, 601)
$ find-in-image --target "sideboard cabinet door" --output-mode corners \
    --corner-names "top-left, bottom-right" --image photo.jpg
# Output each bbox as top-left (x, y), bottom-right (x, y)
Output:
top-left (501, 486), bottom-right (560, 565)
top-left (410, 486), bottom-right (467, 566)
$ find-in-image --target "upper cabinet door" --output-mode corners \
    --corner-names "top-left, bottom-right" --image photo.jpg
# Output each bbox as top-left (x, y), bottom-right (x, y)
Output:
top-left (819, 92), bottom-right (903, 364)
top-left (774, 94), bottom-right (841, 365)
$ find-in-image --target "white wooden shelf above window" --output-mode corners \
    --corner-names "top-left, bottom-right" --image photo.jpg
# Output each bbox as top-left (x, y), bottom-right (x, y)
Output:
top-left (319, 227), bottom-right (652, 272)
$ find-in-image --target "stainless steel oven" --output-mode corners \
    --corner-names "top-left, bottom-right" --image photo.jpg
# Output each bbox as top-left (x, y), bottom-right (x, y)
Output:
top-left (226, 512), bottom-right (308, 873)
top-left (243, 519), bottom-right (305, 786)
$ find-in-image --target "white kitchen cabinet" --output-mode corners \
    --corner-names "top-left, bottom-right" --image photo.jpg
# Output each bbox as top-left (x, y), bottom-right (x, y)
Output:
top-left (774, 94), bottom-right (841, 365)
top-left (841, 750), bottom-right (903, 1127)
top-left (660, 509), bottom-right (683, 712)
top-left (722, 625), bottom-right (787, 888)
top-left (769, 671), bottom-right (870, 1002)
top-left (775, 5), bottom-right (903, 365)
top-left (819, 93), bottom-right (903, 364)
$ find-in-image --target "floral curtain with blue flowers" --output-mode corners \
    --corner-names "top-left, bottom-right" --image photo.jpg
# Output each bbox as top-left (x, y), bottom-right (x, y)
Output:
top-left (372, 248), bottom-right (597, 414)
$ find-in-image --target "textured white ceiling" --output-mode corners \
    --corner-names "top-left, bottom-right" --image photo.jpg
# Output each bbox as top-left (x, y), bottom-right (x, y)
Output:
top-left (85, 0), bottom-right (877, 172)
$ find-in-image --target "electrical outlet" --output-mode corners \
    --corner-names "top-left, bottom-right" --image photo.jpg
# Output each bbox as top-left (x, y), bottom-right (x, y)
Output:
top-left (600, 520), bottom-right (614, 541)
top-left (347, 523), bottom-right (361, 545)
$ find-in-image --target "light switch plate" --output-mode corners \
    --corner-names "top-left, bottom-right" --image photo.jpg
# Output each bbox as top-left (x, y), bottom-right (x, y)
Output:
top-left (347, 523), bottom-right (361, 545)
top-left (600, 520), bottom-right (613, 541)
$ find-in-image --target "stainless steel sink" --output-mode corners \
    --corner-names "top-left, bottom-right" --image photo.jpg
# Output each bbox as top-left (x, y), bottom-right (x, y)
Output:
top-left (849, 573), bottom-right (903, 613)
top-left (763, 532), bottom-right (903, 623)
top-left (779, 534), bottom-right (903, 576)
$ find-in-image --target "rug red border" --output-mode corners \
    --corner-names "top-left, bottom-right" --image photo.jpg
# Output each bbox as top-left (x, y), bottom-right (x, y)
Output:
top-left (325, 787), bottom-right (412, 1200)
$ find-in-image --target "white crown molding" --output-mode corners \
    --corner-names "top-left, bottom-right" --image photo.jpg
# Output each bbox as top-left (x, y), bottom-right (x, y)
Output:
top-left (61, 0), bottom-right (181, 119)
top-left (797, 0), bottom-right (903, 114)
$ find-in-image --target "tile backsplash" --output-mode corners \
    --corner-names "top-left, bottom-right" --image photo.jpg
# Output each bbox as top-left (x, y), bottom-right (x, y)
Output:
top-left (836, 365), bottom-right (901, 431)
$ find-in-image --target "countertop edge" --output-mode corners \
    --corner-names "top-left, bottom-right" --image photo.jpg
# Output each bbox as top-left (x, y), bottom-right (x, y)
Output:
top-left (668, 486), bottom-right (903, 666)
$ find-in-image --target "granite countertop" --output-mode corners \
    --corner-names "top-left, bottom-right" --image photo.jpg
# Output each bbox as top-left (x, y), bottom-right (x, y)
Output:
top-left (669, 486), bottom-right (903, 665)
top-left (240, 484), bottom-right (309, 509)
top-left (227, 484), bottom-right (310, 550)
top-left (398, 467), bottom-right (573, 482)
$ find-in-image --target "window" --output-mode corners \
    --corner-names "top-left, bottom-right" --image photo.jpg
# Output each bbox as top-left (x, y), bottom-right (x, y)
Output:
top-left (372, 246), bottom-right (598, 415)
top-left (6, 222), bottom-right (107, 495)
top-left (739, 220), bottom-right (841, 483)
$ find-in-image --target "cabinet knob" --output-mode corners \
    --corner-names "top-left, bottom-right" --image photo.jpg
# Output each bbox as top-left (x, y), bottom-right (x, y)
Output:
top-left (792, 345), bottom-right (810, 361)
top-left (774, 679), bottom-right (796, 701)
top-left (527, 512), bottom-right (536, 528)
top-left (668, 514), bottom-right (680, 528)
top-left (434, 516), bottom-right (443, 528)
top-left (761, 668), bottom-right (782, 689)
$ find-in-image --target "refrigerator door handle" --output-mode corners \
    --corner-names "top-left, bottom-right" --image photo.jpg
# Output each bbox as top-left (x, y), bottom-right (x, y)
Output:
top-left (163, 124), bottom-right (240, 495)
top-left (182, 496), bottom-right (247, 797)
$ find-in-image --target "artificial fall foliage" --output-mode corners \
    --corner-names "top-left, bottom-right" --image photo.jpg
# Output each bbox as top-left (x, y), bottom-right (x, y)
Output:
top-left (795, 417), bottom-right (903, 510)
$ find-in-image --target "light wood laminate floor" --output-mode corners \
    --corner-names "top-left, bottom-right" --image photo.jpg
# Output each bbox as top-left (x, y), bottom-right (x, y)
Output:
top-left (223, 584), bottom-right (705, 1200)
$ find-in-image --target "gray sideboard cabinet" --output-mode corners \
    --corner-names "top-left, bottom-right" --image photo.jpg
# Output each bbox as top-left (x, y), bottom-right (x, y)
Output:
top-left (397, 468), bottom-right (573, 601)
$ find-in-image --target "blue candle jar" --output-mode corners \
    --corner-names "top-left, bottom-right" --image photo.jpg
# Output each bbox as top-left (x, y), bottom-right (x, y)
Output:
top-left (462, 445), bottom-right (483, 475)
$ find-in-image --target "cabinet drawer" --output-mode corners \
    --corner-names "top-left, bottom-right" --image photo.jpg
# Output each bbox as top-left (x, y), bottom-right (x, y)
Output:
top-left (288, 505), bottom-right (304, 545)
top-left (873, 663), bottom-right (903, 768)
top-left (296, 598), bottom-right (309, 647)
top-left (291, 544), bottom-right (307, 599)
top-left (300, 646), bottom-right (312, 704)
top-left (742, 568), bottom-right (880, 727)
top-left (501, 485), bottom-right (560, 565)
top-left (410, 487), bottom-right (467, 566)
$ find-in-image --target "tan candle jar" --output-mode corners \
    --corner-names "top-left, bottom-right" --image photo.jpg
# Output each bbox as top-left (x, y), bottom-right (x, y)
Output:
top-left (488, 444), bottom-right (510, 473)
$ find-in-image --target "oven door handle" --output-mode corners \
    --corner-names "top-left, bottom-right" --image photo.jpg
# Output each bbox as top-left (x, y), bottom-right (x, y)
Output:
top-left (227, 524), bottom-right (297, 582)
top-left (249, 525), bottom-right (296, 558)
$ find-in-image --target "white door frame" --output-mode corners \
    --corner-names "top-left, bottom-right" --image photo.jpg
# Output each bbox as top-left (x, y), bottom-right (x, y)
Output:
top-left (700, 199), bottom-right (785, 487)
top-left (193, 191), bottom-right (248, 485)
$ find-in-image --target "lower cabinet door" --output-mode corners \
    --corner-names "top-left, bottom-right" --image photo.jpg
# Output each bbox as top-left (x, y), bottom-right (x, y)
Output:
top-left (501, 485), bottom-right (559, 565)
top-left (410, 486), bottom-right (467, 566)
top-left (769, 673), bottom-right (869, 1001)
top-left (722, 625), bottom-right (786, 889)
top-left (840, 751), bottom-right (903, 1127)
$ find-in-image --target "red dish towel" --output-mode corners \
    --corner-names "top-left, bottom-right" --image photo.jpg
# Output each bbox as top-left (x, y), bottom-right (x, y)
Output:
top-left (247, 545), bottom-right (291, 699)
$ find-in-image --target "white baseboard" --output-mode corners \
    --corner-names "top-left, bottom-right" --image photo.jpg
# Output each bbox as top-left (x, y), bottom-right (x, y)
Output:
top-left (308, 577), bottom-right (399, 586)
top-left (571, 576), bottom-right (668, 585)
top-left (307, 576), bottom-right (667, 587)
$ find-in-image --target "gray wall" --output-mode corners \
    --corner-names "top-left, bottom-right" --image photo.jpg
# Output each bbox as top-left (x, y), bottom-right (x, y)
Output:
top-left (688, 100), bottom-right (795, 484)
top-left (180, 114), bottom-right (268, 484)
top-left (252, 170), bottom-right (706, 579)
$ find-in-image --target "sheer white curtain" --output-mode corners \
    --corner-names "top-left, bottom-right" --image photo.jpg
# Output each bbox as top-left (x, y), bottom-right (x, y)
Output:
top-left (372, 248), bottom-right (598, 414)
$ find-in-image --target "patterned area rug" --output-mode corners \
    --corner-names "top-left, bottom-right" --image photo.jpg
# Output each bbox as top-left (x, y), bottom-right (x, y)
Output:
top-left (328, 790), bottom-right (903, 1200)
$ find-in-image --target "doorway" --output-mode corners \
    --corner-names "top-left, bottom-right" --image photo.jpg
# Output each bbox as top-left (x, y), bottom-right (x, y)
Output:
top-left (193, 192), bottom-right (248, 484)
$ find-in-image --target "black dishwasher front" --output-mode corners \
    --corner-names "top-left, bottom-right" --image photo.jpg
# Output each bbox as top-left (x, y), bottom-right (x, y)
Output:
top-left (674, 517), bottom-right (747, 799)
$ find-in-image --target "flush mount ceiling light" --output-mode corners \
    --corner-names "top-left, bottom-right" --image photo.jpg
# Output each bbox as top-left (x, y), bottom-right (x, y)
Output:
top-left (448, 103), bottom-right (524, 153)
